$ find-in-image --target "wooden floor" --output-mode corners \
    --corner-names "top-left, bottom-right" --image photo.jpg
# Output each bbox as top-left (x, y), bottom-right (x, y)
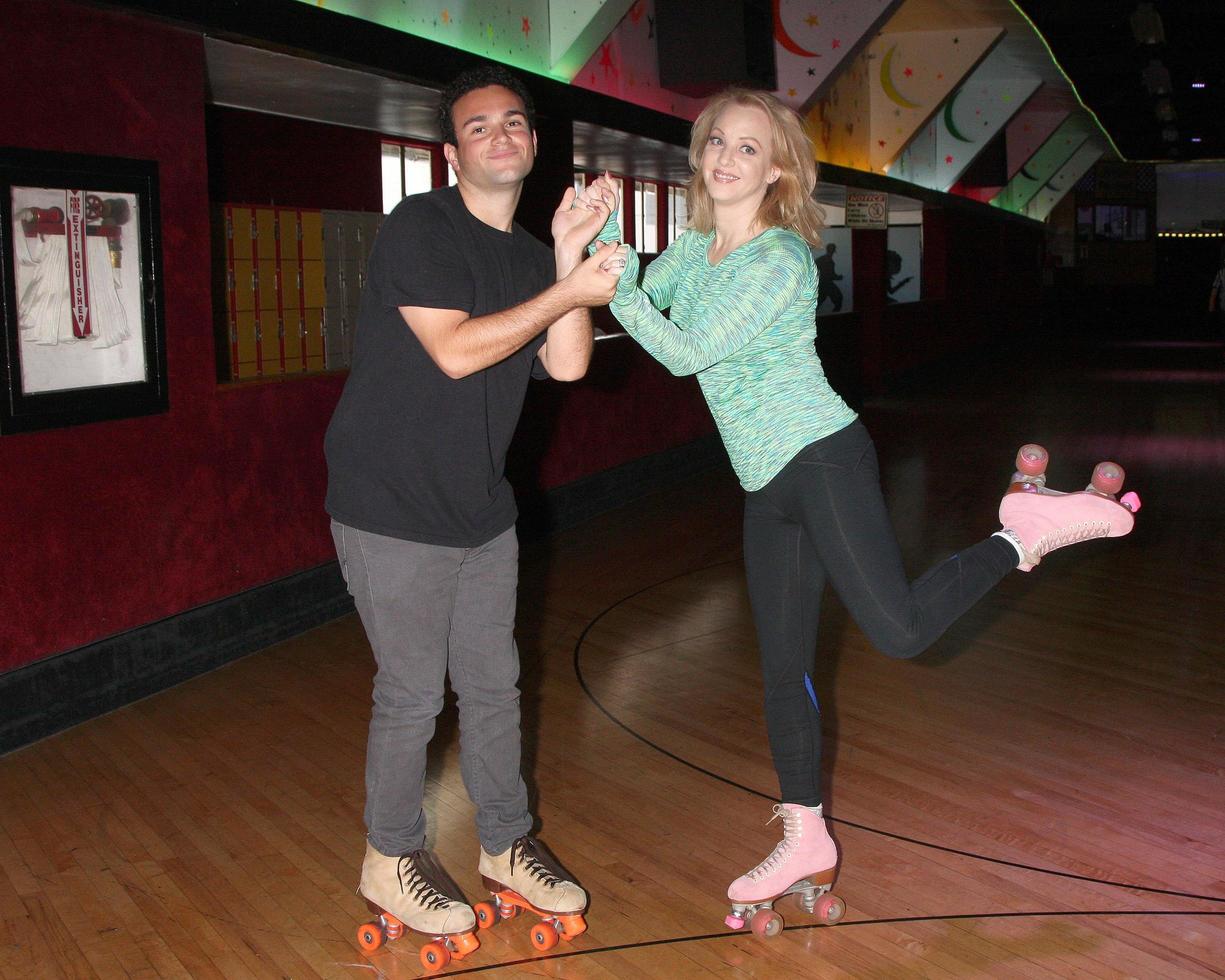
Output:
top-left (3, 332), bottom-right (1224, 978)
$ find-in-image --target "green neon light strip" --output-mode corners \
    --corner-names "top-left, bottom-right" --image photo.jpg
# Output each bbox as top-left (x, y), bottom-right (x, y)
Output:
top-left (1007, 0), bottom-right (1125, 161)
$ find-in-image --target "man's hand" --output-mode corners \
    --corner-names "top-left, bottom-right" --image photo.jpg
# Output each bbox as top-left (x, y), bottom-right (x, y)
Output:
top-left (560, 241), bottom-right (623, 307)
top-left (552, 186), bottom-right (612, 262)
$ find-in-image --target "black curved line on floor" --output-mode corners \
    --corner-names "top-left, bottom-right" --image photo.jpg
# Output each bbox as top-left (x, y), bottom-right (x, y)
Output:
top-left (571, 561), bottom-right (1225, 907)
top-left (441, 910), bottom-right (1225, 976)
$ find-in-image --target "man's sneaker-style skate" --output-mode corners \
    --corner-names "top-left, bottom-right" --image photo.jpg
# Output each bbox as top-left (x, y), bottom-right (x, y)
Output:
top-left (356, 844), bottom-right (490, 971)
top-left (725, 803), bottom-right (846, 937)
top-left (478, 836), bottom-right (588, 951)
top-left (998, 444), bottom-right (1141, 572)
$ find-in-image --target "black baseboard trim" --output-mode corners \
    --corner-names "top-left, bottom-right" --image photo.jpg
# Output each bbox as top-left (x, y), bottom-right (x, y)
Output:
top-left (0, 436), bottom-right (727, 756)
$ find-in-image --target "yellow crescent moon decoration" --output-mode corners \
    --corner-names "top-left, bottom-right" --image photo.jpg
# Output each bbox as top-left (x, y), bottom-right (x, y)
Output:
top-left (880, 45), bottom-right (920, 110)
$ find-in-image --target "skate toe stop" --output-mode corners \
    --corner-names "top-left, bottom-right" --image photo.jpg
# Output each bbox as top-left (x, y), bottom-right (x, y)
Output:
top-left (1120, 491), bottom-right (1141, 513)
top-left (724, 914), bottom-right (745, 930)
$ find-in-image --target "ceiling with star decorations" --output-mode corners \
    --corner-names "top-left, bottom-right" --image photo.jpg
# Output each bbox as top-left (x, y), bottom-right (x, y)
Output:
top-left (269, 0), bottom-right (1202, 219)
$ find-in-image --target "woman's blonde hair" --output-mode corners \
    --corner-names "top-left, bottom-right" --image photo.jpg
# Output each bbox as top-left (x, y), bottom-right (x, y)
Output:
top-left (685, 88), bottom-right (823, 245)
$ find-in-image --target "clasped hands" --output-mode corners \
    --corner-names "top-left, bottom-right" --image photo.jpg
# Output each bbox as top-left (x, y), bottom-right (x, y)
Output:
top-left (553, 171), bottom-right (630, 306)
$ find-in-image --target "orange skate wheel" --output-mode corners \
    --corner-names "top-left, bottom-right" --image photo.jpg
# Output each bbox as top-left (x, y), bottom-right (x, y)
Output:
top-left (530, 921), bottom-right (559, 951)
top-left (420, 941), bottom-right (451, 971)
top-left (473, 901), bottom-right (497, 929)
top-left (556, 914), bottom-right (587, 940)
top-left (452, 930), bottom-right (480, 957)
top-left (814, 893), bottom-right (846, 924)
top-left (1091, 461), bottom-right (1125, 495)
top-left (750, 908), bottom-right (783, 938)
top-left (1015, 444), bottom-right (1048, 477)
top-left (356, 921), bottom-right (384, 953)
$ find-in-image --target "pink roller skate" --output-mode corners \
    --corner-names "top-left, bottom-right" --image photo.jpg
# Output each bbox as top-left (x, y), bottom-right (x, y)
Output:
top-left (998, 444), bottom-right (1141, 572)
top-left (724, 804), bottom-right (845, 938)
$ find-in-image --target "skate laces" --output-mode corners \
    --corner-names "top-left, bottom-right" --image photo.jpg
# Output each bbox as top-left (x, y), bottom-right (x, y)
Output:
top-left (397, 855), bottom-right (453, 911)
top-left (510, 837), bottom-right (565, 890)
top-left (1033, 519), bottom-right (1111, 557)
top-left (747, 805), bottom-right (802, 881)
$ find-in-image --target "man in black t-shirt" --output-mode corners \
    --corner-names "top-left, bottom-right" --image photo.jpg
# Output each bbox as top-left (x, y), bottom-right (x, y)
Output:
top-left (325, 66), bottom-right (619, 943)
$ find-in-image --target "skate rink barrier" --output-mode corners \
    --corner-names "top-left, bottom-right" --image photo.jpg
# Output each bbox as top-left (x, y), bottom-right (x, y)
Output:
top-left (1, 334), bottom-right (1223, 977)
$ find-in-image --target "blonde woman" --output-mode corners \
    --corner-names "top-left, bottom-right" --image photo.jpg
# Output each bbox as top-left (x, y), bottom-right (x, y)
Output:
top-left (584, 88), bottom-right (1136, 924)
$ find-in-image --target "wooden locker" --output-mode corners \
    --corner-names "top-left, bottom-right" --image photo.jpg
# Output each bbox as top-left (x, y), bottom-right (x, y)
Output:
top-left (304, 308), bottom-right (325, 373)
top-left (234, 310), bottom-right (259, 380)
top-left (258, 308), bottom-right (282, 376)
top-left (282, 311), bottom-right (305, 373)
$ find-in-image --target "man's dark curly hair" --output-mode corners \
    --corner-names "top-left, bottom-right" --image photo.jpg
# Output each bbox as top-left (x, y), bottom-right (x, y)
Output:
top-left (438, 66), bottom-right (536, 146)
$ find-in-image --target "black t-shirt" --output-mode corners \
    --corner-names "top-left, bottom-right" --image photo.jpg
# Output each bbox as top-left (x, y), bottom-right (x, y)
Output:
top-left (325, 186), bottom-right (554, 547)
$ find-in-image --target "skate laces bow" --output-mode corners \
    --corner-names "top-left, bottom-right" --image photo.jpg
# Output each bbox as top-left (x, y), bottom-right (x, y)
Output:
top-left (748, 804), bottom-right (802, 881)
top-left (398, 856), bottom-right (452, 910)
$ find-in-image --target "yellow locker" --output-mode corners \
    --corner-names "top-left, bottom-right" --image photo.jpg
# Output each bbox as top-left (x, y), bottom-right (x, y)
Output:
top-left (280, 260), bottom-right (301, 311)
top-left (279, 211), bottom-right (300, 258)
top-left (253, 207), bottom-right (278, 260)
top-left (230, 259), bottom-right (255, 312)
top-left (234, 310), bottom-right (259, 379)
top-left (259, 308), bottom-right (282, 376)
top-left (228, 207), bottom-right (253, 261)
top-left (303, 308), bottom-right (325, 373)
top-left (256, 260), bottom-right (278, 311)
top-left (301, 260), bottom-right (326, 308)
top-left (283, 312), bottom-right (305, 373)
top-left (300, 211), bottom-right (324, 261)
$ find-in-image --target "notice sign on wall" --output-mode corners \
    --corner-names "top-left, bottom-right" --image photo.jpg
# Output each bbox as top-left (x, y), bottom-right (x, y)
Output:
top-left (846, 190), bottom-right (888, 229)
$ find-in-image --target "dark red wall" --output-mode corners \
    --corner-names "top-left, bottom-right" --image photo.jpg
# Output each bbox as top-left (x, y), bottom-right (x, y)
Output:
top-left (0, 0), bottom-right (713, 674)
top-left (0, 0), bottom-right (1041, 676)
top-left (206, 108), bottom-right (383, 211)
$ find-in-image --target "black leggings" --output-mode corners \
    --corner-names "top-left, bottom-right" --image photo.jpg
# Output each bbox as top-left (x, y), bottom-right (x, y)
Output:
top-left (742, 421), bottom-right (1017, 806)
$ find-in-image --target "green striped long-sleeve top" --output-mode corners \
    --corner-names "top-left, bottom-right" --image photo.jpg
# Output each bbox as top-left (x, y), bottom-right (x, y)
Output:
top-left (600, 223), bottom-right (857, 491)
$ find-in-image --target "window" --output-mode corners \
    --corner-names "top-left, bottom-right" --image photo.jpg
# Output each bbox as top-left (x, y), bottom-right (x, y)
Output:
top-left (636, 181), bottom-right (658, 253)
top-left (667, 186), bottom-right (688, 245)
top-left (575, 171), bottom-right (687, 250)
top-left (1093, 204), bottom-right (1149, 242)
top-left (381, 141), bottom-right (443, 213)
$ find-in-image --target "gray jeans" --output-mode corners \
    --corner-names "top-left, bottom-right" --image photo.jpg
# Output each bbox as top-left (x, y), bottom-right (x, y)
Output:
top-left (331, 520), bottom-right (532, 856)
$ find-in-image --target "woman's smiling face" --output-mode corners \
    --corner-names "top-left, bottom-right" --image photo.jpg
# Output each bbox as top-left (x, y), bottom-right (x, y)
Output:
top-left (700, 103), bottom-right (780, 212)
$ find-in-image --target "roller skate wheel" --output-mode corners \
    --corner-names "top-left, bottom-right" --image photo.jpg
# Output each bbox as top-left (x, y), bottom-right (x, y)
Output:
top-left (451, 930), bottom-right (480, 957)
top-left (356, 922), bottom-right (384, 953)
top-left (815, 893), bottom-right (846, 925)
top-left (530, 921), bottom-right (560, 951)
top-left (724, 913), bottom-right (745, 930)
top-left (1015, 444), bottom-right (1048, 477)
top-left (556, 914), bottom-right (587, 940)
top-left (1091, 461), bottom-right (1125, 495)
top-left (1120, 490), bottom-right (1141, 513)
top-left (473, 901), bottom-right (497, 929)
top-left (750, 908), bottom-right (783, 938)
top-left (420, 941), bottom-right (451, 971)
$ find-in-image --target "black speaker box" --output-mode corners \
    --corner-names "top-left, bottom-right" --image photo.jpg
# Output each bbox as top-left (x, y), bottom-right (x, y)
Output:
top-left (656, 0), bottom-right (777, 97)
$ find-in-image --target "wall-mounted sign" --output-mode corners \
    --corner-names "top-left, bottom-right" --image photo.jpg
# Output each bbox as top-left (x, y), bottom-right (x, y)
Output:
top-left (846, 190), bottom-right (888, 229)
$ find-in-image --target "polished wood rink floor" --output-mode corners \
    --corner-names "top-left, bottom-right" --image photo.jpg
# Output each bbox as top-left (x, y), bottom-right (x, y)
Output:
top-left (3, 334), bottom-right (1224, 978)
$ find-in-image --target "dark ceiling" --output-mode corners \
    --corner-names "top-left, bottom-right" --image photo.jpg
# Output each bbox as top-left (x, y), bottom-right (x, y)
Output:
top-left (1013, 0), bottom-right (1223, 161)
